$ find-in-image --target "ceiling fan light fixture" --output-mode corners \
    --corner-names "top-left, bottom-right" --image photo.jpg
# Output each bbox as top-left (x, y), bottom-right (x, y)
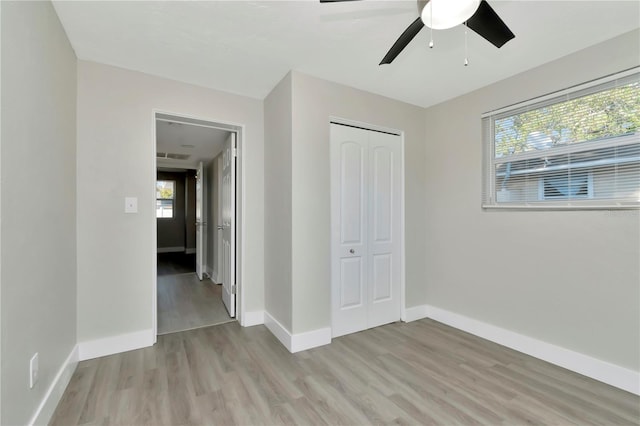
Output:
top-left (421, 0), bottom-right (481, 30)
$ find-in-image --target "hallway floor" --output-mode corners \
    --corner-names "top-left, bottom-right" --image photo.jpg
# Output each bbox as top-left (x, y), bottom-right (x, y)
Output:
top-left (157, 252), bottom-right (233, 335)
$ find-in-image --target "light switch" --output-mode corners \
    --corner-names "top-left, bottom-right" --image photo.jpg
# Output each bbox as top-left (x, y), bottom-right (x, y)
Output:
top-left (125, 197), bottom-right (138, 213)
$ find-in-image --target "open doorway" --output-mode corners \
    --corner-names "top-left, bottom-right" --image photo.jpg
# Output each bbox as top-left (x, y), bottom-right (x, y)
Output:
top-left (154, 112), bottom-right (239, 335)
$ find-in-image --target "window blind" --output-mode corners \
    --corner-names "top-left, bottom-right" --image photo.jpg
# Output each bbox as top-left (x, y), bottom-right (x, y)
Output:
top-left (482, 68), bottom-right (640, 209)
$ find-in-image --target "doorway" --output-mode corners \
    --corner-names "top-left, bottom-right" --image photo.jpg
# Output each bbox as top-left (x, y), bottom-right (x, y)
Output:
top-left (153, 112), bottom-right (240, 336)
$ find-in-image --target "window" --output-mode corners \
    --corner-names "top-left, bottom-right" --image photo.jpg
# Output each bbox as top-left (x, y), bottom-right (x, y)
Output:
top-left (156, 180), bottom-right (175, 218)
top-left (483, 69), bottom-right (640, 209)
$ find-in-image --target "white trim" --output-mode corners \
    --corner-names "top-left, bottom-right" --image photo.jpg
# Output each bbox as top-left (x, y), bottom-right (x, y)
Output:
top-left (242, 310), bottom-right (265, 327)
top-left (400, 131), bottom-right (406, 322)
top-left (412, 304), bottom-right (640, 395)
top-left (156, 246), bottom-right (185, 253)
top-left (28, 345), bottom-right (79, 426)
top-left (78, 329), bottom-right (154, 361)
top-left (185, 247), bottom-right (196, 254)
top-left (291, 327), bottom-right (332, 353)
top-left (211, 268), bottom-right (220, 283)
top-left (403, 305), bottom-right (430, 322)
top-left (263, 312), bottom-right (331, 353)
top-left (264, 311), bottom-right (292, 351)
top-left (152, 109), bottom-right (247, 340)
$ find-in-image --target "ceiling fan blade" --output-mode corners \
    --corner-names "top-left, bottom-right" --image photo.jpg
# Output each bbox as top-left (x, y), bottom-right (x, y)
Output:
top-left (466, 0), bottom-right (515, 48)
top-left (379, 17), bottom-right (425, 65)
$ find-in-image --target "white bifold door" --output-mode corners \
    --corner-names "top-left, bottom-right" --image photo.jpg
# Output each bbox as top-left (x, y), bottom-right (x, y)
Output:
top-left (330, 123), bottom-right (402, 338)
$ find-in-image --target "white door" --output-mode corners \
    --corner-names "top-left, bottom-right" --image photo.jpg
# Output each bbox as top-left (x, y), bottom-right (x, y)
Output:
top-left (195, 162), bottom-right (205, 280)
top-left (221, 133), bottom-right (236, 317)
top-left (331, 123), bottom-right (402, 338)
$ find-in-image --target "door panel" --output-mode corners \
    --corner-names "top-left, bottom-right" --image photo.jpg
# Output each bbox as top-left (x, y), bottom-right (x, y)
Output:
top-left (331, 125), bottom-right (368, 337)
top-left (372, 253), bottom-right (392, 302)
top-left (340, 257), bottom-right (365, 308)
top-left (367, 131), bottom-right (401, 329)
top-left (372, 146), bottom-right (393, 243)
top-left (340, 142), bottom-right (364, 245)
top-left (195, 162), bottom-right (205, 280)
top-left (221, 134), bottom-right (236, 317)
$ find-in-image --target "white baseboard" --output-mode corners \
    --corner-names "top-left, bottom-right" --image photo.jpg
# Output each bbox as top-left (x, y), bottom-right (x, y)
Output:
top-left (28, 345), bottom-right (79, 426)
top-left (185, 247), bottom-right (196, 254)
top-left (211, 269), bottom-right (219, 283)
top-left (206, 266), bottom-right (217, 283)
top-left (264, 311), bottom-right (292, 351)
top-left (242, 310), bottom-right (264, 327)
top-left (263, 311), bottom-right (331, 353)
top-left (407, 304), bottom-right (640, 396)
top-left (78, 329), bottom-right (154, 361)
top-left (157, 246), bottom-right (185, 253)
top-left (404, 305), bottom-right (430, 322)
top-left (291, 327), bottom-right (331, 353)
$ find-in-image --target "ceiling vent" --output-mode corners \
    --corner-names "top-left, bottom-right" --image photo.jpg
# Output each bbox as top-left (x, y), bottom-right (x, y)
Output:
top-left (156, 152), bottom-right (190, 160)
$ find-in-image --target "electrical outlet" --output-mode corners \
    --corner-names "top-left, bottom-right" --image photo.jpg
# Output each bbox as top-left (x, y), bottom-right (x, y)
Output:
top-left (30, 353), bottom-right (39, 389)
top-left (124, 196), bottom-right (138, 213)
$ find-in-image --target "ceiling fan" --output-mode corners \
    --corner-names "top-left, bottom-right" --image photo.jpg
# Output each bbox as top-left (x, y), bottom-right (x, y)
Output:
top-left (320, 0), bottom-right (515, 65)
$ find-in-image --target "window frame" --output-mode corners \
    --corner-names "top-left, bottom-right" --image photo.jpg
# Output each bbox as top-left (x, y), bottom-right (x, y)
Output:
top-left (482, 68), bottom-right (640, 210)
top-left (156, 180), bottom-right (176, 219)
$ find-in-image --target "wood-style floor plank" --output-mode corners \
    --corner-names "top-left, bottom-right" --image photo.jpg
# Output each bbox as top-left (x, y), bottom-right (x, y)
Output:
top-left (50, 319), bottom-right (640, 426)
top-left (157, 272), bottom-right (233, 335)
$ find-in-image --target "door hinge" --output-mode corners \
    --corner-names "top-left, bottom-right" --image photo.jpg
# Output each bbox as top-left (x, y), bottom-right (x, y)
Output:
top-left (231, 284), bottom-right (237, 295)
top-left (232, 146), bottom-right (238, 158)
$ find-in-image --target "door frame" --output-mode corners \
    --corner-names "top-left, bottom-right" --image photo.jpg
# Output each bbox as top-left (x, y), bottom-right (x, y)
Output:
top-left (329, 117), bottom-right (407, 328)
top-left (152, 110), bottom-right (245, 341)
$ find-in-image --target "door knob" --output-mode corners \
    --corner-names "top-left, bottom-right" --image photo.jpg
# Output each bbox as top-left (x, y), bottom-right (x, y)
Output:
top-left (349, 249), bottom-right (355, 254)
top-left (217, 226), bottom-right (223, 230)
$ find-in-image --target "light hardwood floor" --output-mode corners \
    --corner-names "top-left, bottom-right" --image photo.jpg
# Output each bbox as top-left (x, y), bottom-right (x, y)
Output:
top-left (51, 319), bottom-right (639, 425)
top-left (157, 272), bottom-right (233, 335)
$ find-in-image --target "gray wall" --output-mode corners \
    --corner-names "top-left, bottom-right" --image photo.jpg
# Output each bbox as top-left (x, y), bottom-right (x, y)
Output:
top-left (422, 29), bottom-right (640, 371)
top-left (77, 60), bottom-right (264, 341)
top-left (289, 71), bottom-right (427, 334)
top-left (264, 73), bottom-right (293, 331)
top-left (156, 171), bottom-right (186, 249)
top-left (263, 70), bottom-right (428, 334)
top-left (1, 1), bottom-right (77, 424)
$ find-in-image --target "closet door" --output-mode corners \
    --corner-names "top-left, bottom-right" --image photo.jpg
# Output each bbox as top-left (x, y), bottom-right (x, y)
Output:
top-left (367, 131), bottom-right (402, 329)
top-left (331, 123), bottom-right (402, 338)
top-left (331, 124), bottom-right (368, 337)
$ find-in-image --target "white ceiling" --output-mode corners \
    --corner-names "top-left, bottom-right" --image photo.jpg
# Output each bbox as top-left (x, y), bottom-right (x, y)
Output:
top-left (52, 1), bottom-right (640, 108)
top-left (156, 118), bottom-right (229, 169)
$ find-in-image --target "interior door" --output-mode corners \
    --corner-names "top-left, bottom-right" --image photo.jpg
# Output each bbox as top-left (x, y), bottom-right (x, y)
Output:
top-left (221, 133), bottom-right (236, 317)
top-left (331, 123), bottom-right (402, 338)
top-left (331, 124), bottom-right (368, 337)
top-left (195, 161), bottom-right (205, 280)
top-left (367, 131), bottom-right (402, 329)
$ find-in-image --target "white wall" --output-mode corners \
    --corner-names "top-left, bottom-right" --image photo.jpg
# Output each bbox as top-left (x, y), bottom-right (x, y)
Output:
top-left (264, 72), bottom-right (293, 331)
top-left (1, 1), bottom-right (77, 424)
top-left (76, 61), bottom-right (264, 343)
top-left (289, 71), bottom-right (428, 334)
top-left (423, 29), bottom-right (640, 371)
